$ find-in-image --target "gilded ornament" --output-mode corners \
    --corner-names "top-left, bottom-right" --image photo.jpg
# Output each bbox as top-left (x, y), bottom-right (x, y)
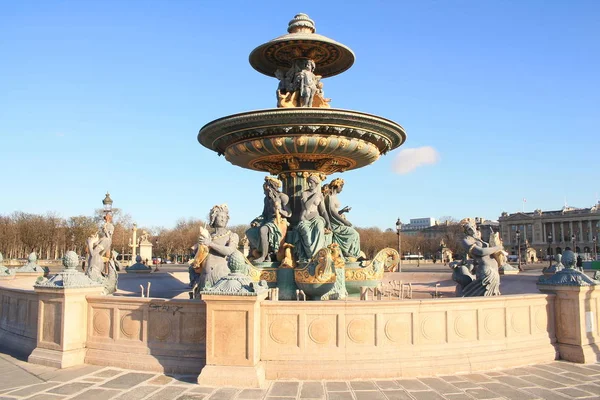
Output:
top-left (253, 140), bottom-right (263, 149)
top-left (237, 143), bottom-right (247, 152)
top-left (318, 137), bottom-right (328, 146)
top-left (273, 137), bottom-right (284, 146)
top-left (296, 136), bottom-right (307, 146)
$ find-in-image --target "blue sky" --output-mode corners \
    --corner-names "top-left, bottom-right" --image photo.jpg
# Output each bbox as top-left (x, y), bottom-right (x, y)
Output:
top-left (1, 0), bottom-right (599, 230)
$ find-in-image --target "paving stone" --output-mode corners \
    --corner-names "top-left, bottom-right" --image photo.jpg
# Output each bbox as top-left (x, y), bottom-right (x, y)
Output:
top-left (581, 364), bottom-right (600, 373)
top-left (101, 372), bottom-right (155, 389)
top-left (190, 387), bottom-right (216, 394)
top-left (269, 381), bottom-right (299, 397)
top-left (237, 388), bottom-right (267, 399)
top-left (375, 380), bottom-right (399, 390)
top-left (20, 395), bottom-right (64, 400)
top-left (462, 374), bottom-right (495, 383)
top-left (501, 367), bottom-right (532, 376)
top-left (444, 395), bottom-right (474, 400)
top-left (207, 388), bottom-right (239, 400)
top-left (39, 365), bottom-right (104, 382)
top-left (519, 374), bottom-right (567, 389)
top-left (354, 390), bottom-right (387, 400)
top-left (451, 381), bottom-right (481, 390)
top-left (93, 369), bottom-right (124, 378)
top-left (408, 391), bottom-right (446, 400)
top-left (300, 382), bottom-right (323, 398)
top-left (396, 379), bottom-right (429, 391)
top-left (574, 384), bottom-right (600, 395)
top-left (148, 375), bottom-right (174, 385)
top-left (556, 386), bottom-right (597, 398)
top-left (350, 381), bottom-right (377, 391)
top-left (494, 375), bottom-right (537, 388)
top-left (113, 385), bottom-right (162, 400)
top-left (70, 388), bottom-right (122, 400)
top-left (146, 386), bottom-right (189, 400)
top-left (528, 368), bottom-right (582, 385)
top-left (265, 397), bottom-right (295, 400)
top-left (5, 382), bottom-right (59, 397)
top-left (0, 369), bottom-right (44, 390)
top-left (81, 377), bottom-right (106, 383)
top-left (563, 372), bottom-right (597, 382)
top-left (550, 362), bottom-right (599, 376)
top-left (439, 375), bottom-right (465, 382)
top-left (173, 375), bottom-right (200, 384)
top-left (481, 382), bottom-right (537, 400)
top-left (326, 392), bottom-right (353, 400)
top-left (325, 382), bottom-right (349, 391)
top-left (177, 395), bottom-right (208, 400)
top-left (48, 382), bottom-right (93, 395)
top-left (532, 364), bottom-right (568, 374)
top-left (464, 388), bottom-right (503, 399)
top-left (523, 387), bottom-right (572, 400)
top-left (418, 377), bottom-right (463, 394)
top-left (484, 372), bottom-right (505, 377)
top-left (381, 390), bottom-right (413, 400)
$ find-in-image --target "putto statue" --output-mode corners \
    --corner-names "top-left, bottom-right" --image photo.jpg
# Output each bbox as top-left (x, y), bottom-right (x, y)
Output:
top-left (85, 214), bottom-right (118, 294)
top-left (459, 218), bottom-right (502, 297)
top-left (325, 178), bottom-right (362, 261)
top-left (295, 174), bottom-right (331, 261)
top-left (0, 253), bottom-right (15, 277)
top-left (190, 204), bottom-right (239, 293)
top-left (246, 177), bottom-right (291, 262)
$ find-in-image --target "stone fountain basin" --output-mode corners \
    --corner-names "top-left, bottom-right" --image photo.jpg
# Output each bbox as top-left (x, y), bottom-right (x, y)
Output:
top-left (198, 108), bottom-right (406, 173)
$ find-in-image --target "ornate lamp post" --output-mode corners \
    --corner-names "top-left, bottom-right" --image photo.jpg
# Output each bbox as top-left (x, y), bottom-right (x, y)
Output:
top-left (516, 229), bottom-right (522, 271)
top-left (547, 232), bottom-right (553, 268)
top-left (593, 236), bottom-right (597, 261)
top-left (396, 218), bottom-right (402, 272)
top-left (102, 192), bottom-right (113, 216)
top-left (571, 234), bottom-right (576, 252)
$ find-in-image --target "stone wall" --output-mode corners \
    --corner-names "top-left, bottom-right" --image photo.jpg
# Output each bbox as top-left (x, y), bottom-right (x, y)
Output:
top-left (85, 296), bottom-right (206, 374)
top-left (260, 295), bottom-right (558, 380)
top-left (0, 288), bottom-right (38, 355)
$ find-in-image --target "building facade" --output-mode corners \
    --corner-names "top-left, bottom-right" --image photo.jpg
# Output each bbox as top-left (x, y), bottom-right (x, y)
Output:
top-left (402, 217), bottom-right (437, 234)
top-left (498, 203), bottom-right (600, 257)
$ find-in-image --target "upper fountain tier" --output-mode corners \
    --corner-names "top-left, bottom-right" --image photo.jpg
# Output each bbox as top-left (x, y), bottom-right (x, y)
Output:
top-left (198, 14), bottom-right (406, 175)
top-left (249, 13), bottom-right (355, 78)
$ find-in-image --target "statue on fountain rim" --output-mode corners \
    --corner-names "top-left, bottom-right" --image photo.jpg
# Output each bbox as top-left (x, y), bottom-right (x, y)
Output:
top-left (246, 176), bottom-right (291, 263)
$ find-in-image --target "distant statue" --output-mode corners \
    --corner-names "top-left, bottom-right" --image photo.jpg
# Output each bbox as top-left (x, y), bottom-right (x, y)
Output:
top-left (0, 253), bottom-right (14, 277)
top-left (16, 252), bottom-right (45, 273)
top-left (459, 218), bottom-right (502, 297)
top-left (191, 204), bottom-right (239, 293)
top-left (85, 214), bottom-right (118, 294)
top-left (295, 174), bottom-right (331, 261)
top-left (325, 178), bottom-right (361, 261)
top-left (246, 177), bottom-right (291, 262)
top-left (138, 231), bottom-right (150, 244)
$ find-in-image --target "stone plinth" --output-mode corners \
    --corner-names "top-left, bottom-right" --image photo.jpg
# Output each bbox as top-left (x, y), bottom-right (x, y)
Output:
top-left (538, 269), bottom-right (600, 363)
top-left (29, 285), bottom-right (104, 368)
top-left (139, 241), bottom-right (153, 265)
top-left (198, 292), bottom-right (268, 388)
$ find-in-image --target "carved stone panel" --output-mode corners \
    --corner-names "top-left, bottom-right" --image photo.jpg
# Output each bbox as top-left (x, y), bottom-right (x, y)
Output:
top-left (307, 314), bottom-right (336, 346)
top-left (119, 310), bottom-right (142, 341)
top-left (92, 308), bottom-right (112, 339)
top-left (268, 314), bottom-right (299, 346)
top-left (180, 313), bottom-right (206, 344)
top-left (212, 310), bottom-right (248, 360)
top-left (508, 306), bottom-right (530, 337)
top-left (419, 312), bottom-right (446, 344)
top-left (42, 301), bottom-right (61, 345)
top-left (384, 313), bottom-right (412, 345)
top-left (148, 313), bottom-right (174, 343)
top-left (449, 310), bottom-right (477, 342)
top-left (346, 315), bottom-right (375, 346)
top-left (480, 308), bottom-right (505, 340)
top-left (557, 299), bottom-right (577, 341)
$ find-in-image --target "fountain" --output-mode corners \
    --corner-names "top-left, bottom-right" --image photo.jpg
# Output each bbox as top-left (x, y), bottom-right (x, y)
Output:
top-left (198, 13), bottom-right (403, 299)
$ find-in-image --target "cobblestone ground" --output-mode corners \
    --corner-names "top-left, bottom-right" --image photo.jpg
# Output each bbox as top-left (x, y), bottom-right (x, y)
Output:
top-left (2, 352), bottom-right (600, 400)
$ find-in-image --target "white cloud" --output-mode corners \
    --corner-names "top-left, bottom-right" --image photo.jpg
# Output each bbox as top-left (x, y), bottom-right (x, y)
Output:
top-left (392, 146), bottom-right (440, 175)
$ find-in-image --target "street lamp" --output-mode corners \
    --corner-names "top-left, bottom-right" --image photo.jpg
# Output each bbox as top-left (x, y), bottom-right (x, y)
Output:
top-left (593, 236), bottom-right (597, 261)
top-left (396, 218), bottom-right (402, 272)
top-left (102, 192), bottom-right (113, 215)
top-left (516, 229), bottom-right (522, 271)
top-left (547, 232), bottom-right (553, 268)
top-left (571, 234), bottom-right (576, 253)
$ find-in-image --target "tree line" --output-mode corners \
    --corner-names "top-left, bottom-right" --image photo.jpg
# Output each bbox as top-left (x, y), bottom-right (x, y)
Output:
top-left (0, 211), bottom-right (466, 262)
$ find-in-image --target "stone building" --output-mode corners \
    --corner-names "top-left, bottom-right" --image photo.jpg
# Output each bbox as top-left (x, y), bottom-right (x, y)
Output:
top-left (498, 203), bottom-right (600, 257)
